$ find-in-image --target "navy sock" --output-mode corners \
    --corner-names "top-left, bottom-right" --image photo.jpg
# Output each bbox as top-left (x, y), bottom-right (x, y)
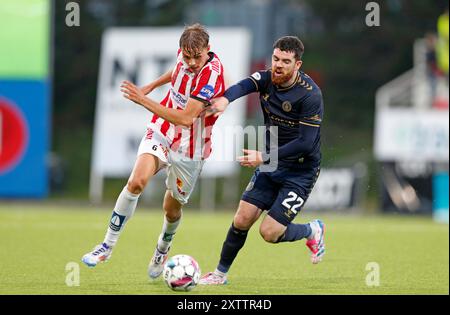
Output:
top-left (278, 223), bottom-right (311, 242)
top-left (217, 223), bottom-right (248, 273)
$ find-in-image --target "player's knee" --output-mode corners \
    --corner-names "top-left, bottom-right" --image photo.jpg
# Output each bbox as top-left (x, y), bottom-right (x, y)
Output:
top-left (259, 225), bottom-right (281, 243)
top-left (127, 177), bottom-right (147, 194)
top-left (163, 207), bottom-right (182, 222)
top-left (163, 198), bottom-right (182, 222)
top-left (233, 213), bottom-right (253, 230)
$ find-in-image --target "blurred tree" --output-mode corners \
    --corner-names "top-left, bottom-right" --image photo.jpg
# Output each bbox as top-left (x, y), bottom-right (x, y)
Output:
top-left (303, 0), bottom-right (445, 131)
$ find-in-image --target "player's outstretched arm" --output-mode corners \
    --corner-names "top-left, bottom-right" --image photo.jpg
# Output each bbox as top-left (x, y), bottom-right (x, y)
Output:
top-left (207, 77), bottom-right (258, 117)
top-left (121, 80), bottom-right (204, 127)
top-left (208, 97), bottom-right (230, 117)
top-left (141, 69), bottom-right (173, 95)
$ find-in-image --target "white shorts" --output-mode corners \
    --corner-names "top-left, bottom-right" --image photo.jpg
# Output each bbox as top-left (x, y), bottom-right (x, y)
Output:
top-left (137, 126), bottom-right (204, 205)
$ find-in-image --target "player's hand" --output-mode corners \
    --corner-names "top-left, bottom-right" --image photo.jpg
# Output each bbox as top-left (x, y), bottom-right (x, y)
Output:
top-left (141, 83), bottom-right (155, 95)
top-left (121, 81), bottom-right (147, 105)
top-left (206, 97), bottom-right (229, 117)
top-left (237, 149), bottom-right (263, 168)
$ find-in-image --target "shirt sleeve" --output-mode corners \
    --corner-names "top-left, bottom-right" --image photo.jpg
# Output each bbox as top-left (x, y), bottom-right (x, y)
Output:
top-left (248, 70), bottom-right (270, 93)
top-left (299, 92), bottom-right (324, 128)
top-left (223, 70), bottom-right (270, 102)
top-left (265, 124), bottom-right (320, 161)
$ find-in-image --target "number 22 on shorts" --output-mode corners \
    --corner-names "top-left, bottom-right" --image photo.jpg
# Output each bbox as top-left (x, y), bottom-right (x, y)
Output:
top-left (281, 191), bottom-right (304, 214)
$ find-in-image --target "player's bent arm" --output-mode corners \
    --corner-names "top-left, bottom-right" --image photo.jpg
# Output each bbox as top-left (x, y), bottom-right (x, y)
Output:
top-left (141, 96), bottom-right (205, 127)
top-left (264, 123), bottom-right (319, 161)
top-left (142, 69), bottom-right (173, 95)
top-left (223, 77), bottom-right (259, 103)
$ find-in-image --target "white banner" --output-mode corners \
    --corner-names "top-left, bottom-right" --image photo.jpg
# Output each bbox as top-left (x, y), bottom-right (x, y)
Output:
top-left (91, 27), bottom-right (251, 182)
top-left (374, 108), bottom-right (449, 162)
top-left (306, 168), bottom-right (356, 210)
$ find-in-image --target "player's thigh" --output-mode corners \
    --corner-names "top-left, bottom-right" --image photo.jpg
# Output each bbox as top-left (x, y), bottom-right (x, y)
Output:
top-left (166, 155), bottom-right (203, 205)
top-left (241, 168), bottom-right (278, 214)
top-left (267, 167), bottom-right (320, 226)
top-left (233, 200), bottom-right (263, 230)
top-left (128, 128), bottom-right (169, 193)
top-left (127, 153), bottom-right (161, 193)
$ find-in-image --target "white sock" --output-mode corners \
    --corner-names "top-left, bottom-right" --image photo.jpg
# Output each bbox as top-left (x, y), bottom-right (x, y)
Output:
top-left (307, 222), bottom-right (318, 240)
top-left (214, 269), bottom-right (227, 278)
top-left (103, 187), bottom-right (140, 247)
top-left (157, 212), bottom-right (182, 253)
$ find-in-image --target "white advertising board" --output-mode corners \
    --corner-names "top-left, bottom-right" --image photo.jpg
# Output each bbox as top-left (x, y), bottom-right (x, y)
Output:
top-left (374, 108), bottom-right (449, 162)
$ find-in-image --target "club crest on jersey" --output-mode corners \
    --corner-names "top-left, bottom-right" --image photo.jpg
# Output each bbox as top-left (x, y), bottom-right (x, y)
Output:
top-left (282, 101), bottom-right (292, 112)
top-left (199, 85), bottom-right (215, 100)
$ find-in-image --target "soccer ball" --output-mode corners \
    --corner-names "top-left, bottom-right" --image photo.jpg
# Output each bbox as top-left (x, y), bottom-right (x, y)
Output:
top-left (163, 254), bottom-right (201, 292)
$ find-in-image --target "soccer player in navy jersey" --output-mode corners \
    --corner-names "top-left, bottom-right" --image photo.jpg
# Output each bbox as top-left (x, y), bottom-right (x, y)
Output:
top-left (200, 36), bottom-right (325, 285)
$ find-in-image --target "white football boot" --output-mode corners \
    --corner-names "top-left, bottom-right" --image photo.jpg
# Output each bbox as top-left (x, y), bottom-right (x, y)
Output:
top-left (199, 272), bottom-right (228, 285)
top-left (81, 243), bottom-right (112, 267)
top-left (306, 219), bottom-right (326, 264)
top-left (147, 247), bottom-right (170, 279)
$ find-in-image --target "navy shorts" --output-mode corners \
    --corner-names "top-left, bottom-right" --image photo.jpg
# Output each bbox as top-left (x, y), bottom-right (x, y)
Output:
top-left (241, 165), bottom-right (320, 226)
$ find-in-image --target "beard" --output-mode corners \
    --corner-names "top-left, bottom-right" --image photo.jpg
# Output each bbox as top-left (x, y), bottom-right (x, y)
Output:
top-left (271, 67), bottom-right (296, 86)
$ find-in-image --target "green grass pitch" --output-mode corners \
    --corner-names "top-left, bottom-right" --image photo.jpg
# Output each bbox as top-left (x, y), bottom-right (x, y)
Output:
top-left (0, 204), bottom-right (448, 295)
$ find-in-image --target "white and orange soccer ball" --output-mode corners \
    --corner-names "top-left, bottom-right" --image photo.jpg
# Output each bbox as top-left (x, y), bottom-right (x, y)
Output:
top-left (163, 254), bottom-right (201, 292)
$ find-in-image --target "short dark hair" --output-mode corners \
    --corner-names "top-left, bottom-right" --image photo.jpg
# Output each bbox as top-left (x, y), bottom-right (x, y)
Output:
top-left (273, 36), bottom-right (305, 60)
top-left (179, 23), bottom-right (209, 54)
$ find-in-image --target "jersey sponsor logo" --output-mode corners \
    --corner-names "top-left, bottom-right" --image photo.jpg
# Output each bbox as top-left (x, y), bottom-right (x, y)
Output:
top-left (251, 72), bottom-right (261, 81)
top-left (199, 84), bottom-right (215, 100)
top-left (171, 89), bottom-right (188, 106)
top-left (282, 101), bottom-right (292, 112)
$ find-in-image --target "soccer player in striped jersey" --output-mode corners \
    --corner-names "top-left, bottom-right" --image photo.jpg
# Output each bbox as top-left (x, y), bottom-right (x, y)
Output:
top-left (82, 24), bottom-right (226, 280)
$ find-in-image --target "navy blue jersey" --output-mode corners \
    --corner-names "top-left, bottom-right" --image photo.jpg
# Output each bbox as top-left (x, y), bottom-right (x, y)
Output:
top-left (248, 70), bottom-right (324, 168)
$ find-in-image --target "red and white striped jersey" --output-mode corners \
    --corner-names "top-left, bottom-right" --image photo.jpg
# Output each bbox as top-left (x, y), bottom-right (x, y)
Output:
top-left (149, 50), bottom-right (226, 160)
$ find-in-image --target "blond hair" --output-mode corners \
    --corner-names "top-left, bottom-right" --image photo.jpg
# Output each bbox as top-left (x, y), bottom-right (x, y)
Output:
top-left (179, 23), bottom-right (209, 54)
